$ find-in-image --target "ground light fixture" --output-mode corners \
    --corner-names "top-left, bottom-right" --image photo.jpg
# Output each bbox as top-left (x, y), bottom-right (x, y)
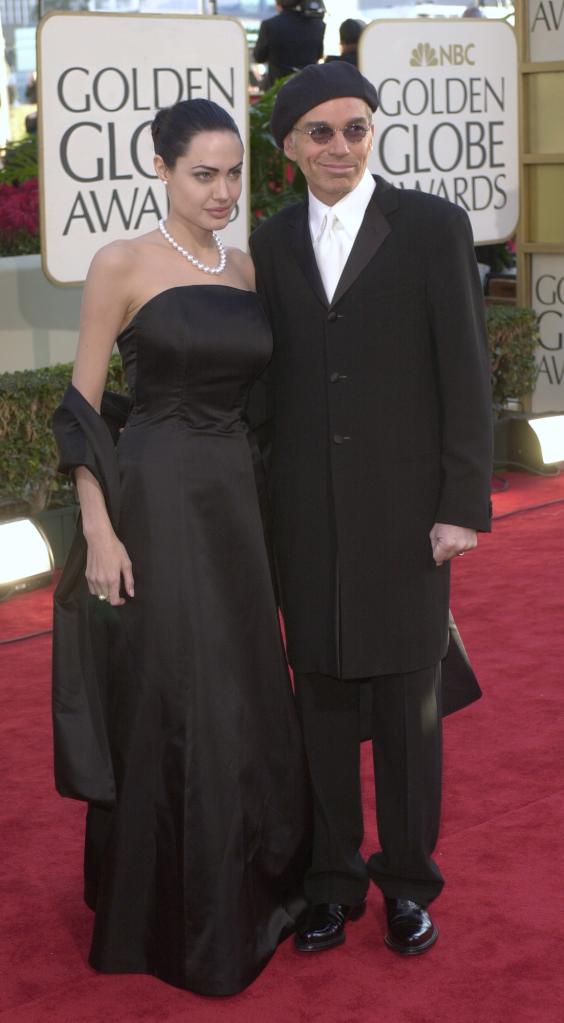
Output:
top-left (494, 412), bottom-right (564, 475)
top-left (0, 518), bottom-right (54, 601)
top-left (527, 415), bottom-right (564, 466)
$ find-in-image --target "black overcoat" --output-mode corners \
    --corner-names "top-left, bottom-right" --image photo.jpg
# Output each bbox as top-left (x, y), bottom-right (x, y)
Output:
top-left (249, 176), bottom-right (492, 680)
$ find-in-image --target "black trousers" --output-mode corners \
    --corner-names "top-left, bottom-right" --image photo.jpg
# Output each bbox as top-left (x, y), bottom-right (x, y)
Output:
top-left (294, 664), bottom-right (444, 908)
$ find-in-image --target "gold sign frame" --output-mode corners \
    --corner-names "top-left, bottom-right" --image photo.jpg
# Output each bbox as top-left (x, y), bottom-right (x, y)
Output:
top-left (516, 0), bottom-right (564, 306)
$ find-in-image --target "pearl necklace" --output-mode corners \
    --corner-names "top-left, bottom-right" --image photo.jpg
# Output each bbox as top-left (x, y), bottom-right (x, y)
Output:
top-left (158, 218), bottom-right (226, 275)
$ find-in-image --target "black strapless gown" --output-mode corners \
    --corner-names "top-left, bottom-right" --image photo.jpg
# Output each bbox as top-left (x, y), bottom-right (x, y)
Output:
top-left (85, 286), bottom-right (309, 996)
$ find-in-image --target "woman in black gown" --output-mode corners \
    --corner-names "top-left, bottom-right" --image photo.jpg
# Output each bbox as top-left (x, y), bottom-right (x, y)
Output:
top-left (52, 100), bottom-right (309, 996)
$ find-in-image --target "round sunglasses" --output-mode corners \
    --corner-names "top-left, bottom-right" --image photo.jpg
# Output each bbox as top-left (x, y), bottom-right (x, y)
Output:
top-left (293, 124), bottom-right (370, 146)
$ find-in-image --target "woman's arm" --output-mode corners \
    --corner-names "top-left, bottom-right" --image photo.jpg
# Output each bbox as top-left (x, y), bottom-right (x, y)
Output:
top-left (72, 243), bottom-right (135, 605)
top-left (73, 242), bottom-right (133, 408)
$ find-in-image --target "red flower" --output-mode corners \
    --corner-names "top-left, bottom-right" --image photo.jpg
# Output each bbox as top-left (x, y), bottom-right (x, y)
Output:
top-left (0, 178), bottom-right (39, 238)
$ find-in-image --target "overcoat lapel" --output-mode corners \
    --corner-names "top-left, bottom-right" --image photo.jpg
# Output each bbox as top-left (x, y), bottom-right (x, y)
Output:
top-left (288, 204), bottom-right (328, 309)
top-left (287, 176), bottom-right (400, 308)
top-left (331, 179), bottom-right (397, 306)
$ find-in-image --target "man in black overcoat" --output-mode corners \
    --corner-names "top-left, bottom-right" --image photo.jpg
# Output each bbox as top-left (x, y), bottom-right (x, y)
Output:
top-left (254, 0), bottom-right (325, 89)
top-left (249, 62), bottom-right (492, 956)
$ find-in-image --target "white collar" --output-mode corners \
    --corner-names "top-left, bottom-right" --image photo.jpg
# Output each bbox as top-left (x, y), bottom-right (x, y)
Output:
top-left (308, 169), bottom-right (376, 244)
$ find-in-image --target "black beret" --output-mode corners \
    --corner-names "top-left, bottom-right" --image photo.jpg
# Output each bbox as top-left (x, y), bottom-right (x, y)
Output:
top-left (270, 62), bottom-right (379, 149)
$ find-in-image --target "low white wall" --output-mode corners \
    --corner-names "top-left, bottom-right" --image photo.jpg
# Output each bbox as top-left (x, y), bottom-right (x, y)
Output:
top-left (0, 255), bottom-right (82, 373)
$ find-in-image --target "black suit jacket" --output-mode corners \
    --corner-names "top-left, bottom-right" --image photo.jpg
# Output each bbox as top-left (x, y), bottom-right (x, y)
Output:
top-left (249, 177), bottom-right (492, 679)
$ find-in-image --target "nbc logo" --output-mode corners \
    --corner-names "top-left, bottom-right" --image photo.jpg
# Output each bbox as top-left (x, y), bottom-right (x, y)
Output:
top-left (410, 44), bottom-right (438, 67)
top-left (410, 42), bottom-right (477, 68)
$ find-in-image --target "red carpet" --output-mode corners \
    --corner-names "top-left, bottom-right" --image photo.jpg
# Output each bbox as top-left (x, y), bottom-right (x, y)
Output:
top-left (1, 472), bottom-right (563, 1022)
top-left (0, 576), bottom-right (56, 643)
top-left (490, 466), bottom-right (564, 517)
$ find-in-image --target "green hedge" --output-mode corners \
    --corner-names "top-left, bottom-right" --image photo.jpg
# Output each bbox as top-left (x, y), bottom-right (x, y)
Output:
top-left (0, 355), bottom-right (126, 519)
top-left (0, 306), bottom-right (539, 520)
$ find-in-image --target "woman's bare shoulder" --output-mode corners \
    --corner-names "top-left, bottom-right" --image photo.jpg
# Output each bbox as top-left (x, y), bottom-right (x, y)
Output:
top-left (226, 247), bottom-right (255, 290)
top-left (88, 234), bottom-right (154, 276)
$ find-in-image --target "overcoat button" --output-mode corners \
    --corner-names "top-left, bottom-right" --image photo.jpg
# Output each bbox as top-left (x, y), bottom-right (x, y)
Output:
top-left (333, 434), bottom-right (344, 444)
top-left (327, 311), bottom-right (338, 322)
top-left (330, 372), bottom-right (340, 383)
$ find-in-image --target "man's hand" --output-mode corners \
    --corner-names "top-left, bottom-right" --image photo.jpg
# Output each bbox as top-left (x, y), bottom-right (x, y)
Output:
top-left (430, 523), bottom-right (477, 567)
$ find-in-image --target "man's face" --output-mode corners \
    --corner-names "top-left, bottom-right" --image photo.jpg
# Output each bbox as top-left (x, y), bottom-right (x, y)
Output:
top-left (283, 97), bottom-right (374, 206)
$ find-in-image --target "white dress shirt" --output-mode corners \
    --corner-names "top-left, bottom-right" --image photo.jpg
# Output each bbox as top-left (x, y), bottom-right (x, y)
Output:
top-left (308, 168), bottom-right (376, 302)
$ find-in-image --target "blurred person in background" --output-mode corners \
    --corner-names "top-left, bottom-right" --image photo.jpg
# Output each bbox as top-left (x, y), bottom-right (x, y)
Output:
top-left (254, 0), bottom-right (326, 90)
top-left (325, 19), bottom-right (365, 67)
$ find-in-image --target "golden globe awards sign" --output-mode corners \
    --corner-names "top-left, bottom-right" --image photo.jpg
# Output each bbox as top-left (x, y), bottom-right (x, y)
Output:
top-left (529, 0), bottom-right (564, 62)
top-left (38, 13), bottom-right (248, 285)
top-left (360, 20), bottom-right (519, 244)
top-left (532, 255), bottom-right (564, 412)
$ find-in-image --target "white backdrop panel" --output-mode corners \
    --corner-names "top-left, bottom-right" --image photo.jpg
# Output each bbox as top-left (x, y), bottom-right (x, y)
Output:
top-left (38, 13), bottom-right (248, 284)
top-left (532, 254), bottom-right (564, 413)
top-left (360, 19), bottom-right (519, 244)
top-left (528, 0), bottom-right (564, 62)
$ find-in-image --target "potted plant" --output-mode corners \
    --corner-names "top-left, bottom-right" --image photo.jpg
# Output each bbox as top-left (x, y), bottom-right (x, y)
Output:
top-left (486, 304), bottom-right (540, 467)
top-left (486, 304), bottom-right (539, 412)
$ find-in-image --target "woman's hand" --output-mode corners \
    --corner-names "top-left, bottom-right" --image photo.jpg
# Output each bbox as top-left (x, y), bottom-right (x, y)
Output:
top-left (85, 525), bottom-right (134, 606)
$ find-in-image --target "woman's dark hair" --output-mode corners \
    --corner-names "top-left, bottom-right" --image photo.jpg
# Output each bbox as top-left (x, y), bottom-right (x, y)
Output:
top-left (151, 99), bottom-right (241, 168)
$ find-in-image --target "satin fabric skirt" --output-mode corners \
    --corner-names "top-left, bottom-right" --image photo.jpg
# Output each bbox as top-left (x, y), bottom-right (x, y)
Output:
top-left (85, 421), bottom-right (309, 995)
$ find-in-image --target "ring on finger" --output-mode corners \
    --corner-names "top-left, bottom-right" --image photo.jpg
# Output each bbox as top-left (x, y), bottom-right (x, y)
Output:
top-left (98, 593), bottom-right (109, 601)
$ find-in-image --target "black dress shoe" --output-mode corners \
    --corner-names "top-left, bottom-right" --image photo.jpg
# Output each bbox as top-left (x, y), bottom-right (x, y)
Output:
top-left (295, 900), bottom-right (366, 953)
top-left (384, 898), bottom-right (438, 956)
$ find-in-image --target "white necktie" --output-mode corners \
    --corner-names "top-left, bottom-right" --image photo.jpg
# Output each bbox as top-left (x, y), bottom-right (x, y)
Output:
top-left (315, 212), bottom-right (348, 303)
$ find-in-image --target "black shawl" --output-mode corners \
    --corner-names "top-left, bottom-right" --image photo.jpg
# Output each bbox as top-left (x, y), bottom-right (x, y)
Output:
top-left (52, 384), bottom-right (132, 806)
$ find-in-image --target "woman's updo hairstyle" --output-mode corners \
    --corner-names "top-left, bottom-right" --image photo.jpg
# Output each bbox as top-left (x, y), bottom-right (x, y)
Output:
top-left (151, 99), bottom-right (241, 169)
